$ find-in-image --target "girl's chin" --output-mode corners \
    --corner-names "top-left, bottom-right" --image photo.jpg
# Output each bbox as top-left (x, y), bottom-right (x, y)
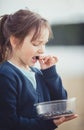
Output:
top-left (30, 64), bottom-right (35, 66)
top-left (30, 62), bottom-right (36, 66)
top-left (32, 59), bottom-right (37, 64)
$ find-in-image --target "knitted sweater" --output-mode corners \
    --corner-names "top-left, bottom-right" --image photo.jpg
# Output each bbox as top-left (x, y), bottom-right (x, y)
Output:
top-left (0, 61), bottom-right (67, 130)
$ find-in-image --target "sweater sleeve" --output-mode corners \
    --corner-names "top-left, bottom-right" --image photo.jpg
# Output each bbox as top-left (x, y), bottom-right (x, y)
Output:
top-left (41, 65), bottom-right (67, 100)
top-left (0, 74), bottom-right (57, 130)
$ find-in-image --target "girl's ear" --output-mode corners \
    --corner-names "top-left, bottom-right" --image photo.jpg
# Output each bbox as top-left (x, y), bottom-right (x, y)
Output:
top-left (10, 35), bottom-right (19, 48)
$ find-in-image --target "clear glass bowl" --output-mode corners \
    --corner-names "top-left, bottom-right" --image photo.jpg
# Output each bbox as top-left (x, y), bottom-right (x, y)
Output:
top-left (34, 97), bottom-right (76, 119)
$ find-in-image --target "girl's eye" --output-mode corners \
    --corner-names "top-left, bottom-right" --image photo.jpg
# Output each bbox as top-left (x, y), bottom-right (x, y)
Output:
top-left (33, 43), bottom-right (39, 46)
top-left (32, 42), bottom-right (40, 46)
top-left (32, 41), bottom-right (47, 46)
top-left (33, 43), bottom-right (46, 47)
top-left (32, 42), bottom-right (43, 46)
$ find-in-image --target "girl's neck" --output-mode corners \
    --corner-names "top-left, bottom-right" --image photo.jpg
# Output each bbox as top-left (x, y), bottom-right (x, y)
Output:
top-left (8, 58), bottom-right (29, 70)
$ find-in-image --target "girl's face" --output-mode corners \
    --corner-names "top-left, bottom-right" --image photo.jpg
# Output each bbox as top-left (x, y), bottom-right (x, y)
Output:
top-left (10, 28), bottom-right (49, 69)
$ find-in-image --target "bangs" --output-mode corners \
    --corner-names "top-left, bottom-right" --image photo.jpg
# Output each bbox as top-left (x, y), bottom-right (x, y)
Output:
top-left (31, 19), bottom-right (53, 42)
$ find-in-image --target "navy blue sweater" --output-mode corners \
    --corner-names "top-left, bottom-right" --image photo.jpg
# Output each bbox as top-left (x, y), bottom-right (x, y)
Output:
top-left (0, 61), bottom-right (67, 130)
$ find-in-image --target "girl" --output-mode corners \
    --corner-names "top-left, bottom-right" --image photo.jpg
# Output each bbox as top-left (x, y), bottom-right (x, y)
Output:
top-left (0, 9), bottom-right (77, 130)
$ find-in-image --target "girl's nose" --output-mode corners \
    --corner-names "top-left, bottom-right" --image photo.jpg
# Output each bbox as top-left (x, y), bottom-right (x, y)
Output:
top-left (38, 45), bottom-right (45, 54)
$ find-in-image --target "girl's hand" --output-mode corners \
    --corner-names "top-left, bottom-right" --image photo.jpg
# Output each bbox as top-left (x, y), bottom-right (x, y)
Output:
top-left (38, 55), bottom-right (58, 70)
top-left (53, 114), bottom-right (78, 126)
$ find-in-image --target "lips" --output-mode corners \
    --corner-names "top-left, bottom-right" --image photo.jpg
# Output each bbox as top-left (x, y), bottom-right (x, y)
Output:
top-left (32, 56), bottom-right (39, 63)
top-left (32, 56), bottom-right (39, 60)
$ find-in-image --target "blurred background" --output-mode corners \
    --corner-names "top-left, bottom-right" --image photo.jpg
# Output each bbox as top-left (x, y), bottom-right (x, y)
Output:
top-left (0, 0), bottom-right (84, 130)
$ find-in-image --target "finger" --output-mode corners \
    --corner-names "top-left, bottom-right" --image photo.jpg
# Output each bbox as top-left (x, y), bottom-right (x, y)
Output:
top-left (64, 114), bottom-right (78, 121)
top-left (50, 56), bottom-right (58, 64)
top-left (39, 56), bottom-right (51, 63)
top-left (53, 117), bottom-right (65, 126)
top-left (39, 56), bottom-right (51, 65)
top-left (53, 114), bottom-right (78, 126)
top-left (53, 56), bottom-right (58, 63)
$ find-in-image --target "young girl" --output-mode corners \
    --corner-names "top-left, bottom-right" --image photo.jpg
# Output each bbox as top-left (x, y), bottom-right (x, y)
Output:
top-left (0, 9), bottom-right (77, 130)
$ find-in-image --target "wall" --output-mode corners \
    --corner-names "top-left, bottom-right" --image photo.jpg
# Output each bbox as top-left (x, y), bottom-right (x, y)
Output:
top-left (45, 46), bottom-right (84, 130)
top-left (58, 75), bottom-right (84, 130)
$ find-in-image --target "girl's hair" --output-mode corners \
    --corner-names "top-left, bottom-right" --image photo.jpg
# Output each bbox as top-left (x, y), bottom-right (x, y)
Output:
top-left (0, 9), bottom-right (53, 63)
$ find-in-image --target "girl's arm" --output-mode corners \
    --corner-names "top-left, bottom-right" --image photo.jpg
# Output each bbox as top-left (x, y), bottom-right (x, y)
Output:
top-left (41, 65), bottom-right (67, 100)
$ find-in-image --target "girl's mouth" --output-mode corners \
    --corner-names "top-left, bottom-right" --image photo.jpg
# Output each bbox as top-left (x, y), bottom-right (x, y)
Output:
top-left (36, 56), bottom-right (39, 60)
top-left (32, 56), bottom-right (39, 63)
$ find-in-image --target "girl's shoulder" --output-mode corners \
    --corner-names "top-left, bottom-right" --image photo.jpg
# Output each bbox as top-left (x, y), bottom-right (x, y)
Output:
top-left (0, 61), bottom-right (18, 73)
top-left (0, 61), bottom-right (23, 78)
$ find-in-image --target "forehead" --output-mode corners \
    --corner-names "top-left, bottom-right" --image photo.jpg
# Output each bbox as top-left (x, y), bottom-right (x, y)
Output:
top-left (32, 27), bottom-right (49, 42)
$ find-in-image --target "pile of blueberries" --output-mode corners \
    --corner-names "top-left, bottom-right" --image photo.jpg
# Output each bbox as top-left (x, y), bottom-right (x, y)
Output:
top-left (39, 110), bottom-right (74, 119)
